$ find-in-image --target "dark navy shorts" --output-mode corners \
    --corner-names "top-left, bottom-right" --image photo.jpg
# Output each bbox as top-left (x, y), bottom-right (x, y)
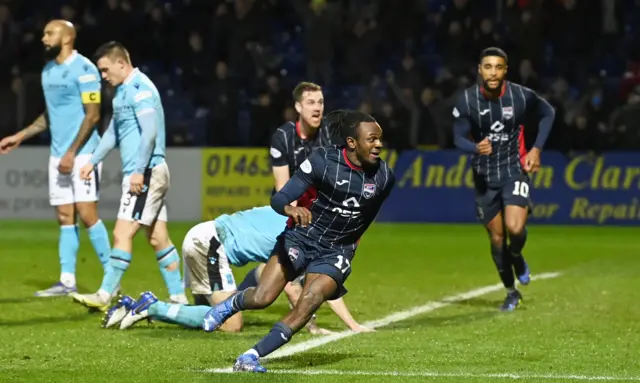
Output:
top-left (473, 172), bottom-right (532, 225)
top-left (274, 232), bottom-right (353, 300)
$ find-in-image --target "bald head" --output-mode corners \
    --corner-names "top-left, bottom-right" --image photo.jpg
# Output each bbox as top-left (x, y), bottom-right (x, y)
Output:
top-left (42, 19), bottom-right (76, 61)
top-left (47, 19), bottom-right (76, 40)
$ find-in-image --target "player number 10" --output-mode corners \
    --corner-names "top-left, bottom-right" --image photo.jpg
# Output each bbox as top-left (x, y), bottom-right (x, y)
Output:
top-left (512, 181), bottom-right (530, 198)
top-left (334, 255), bottom-right (351, 274)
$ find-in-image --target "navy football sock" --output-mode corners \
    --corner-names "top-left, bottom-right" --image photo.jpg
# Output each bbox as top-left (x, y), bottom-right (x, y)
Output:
top-left (509, 227), bottom-right (527, 255)
top-left (252, 322), bottom-right (293, 357)
top-left (230, 290), bottom-right (247, 311)
top-left (490, 241), bottom-right (515, 289)
top-left (238, 267), bottom-right (259, 291)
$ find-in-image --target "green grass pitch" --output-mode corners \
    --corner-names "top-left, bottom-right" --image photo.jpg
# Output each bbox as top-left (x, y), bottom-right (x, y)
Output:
top-left (0, 221), bottom-right (638, 382)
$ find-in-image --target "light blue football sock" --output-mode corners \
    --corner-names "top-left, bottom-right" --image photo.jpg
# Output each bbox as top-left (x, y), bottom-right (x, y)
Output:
top-left (59, 225), bottom-right (80, 278)
top-left (87, 220), bottom-right (111, 272)
top-left (156, 246), bottom-right (184, 296)
top-left (147, 301), bottom-right (211, 328)
top-left (100, 249), bottom-right (131, 295)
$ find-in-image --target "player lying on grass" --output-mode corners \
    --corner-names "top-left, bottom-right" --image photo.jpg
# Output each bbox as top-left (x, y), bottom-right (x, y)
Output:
top-left (201, 110), bottom-right (395, 373)
top-left (102, 206), bottom-right (372, 334)
top-left (453, 47), bottom-right (554, 311)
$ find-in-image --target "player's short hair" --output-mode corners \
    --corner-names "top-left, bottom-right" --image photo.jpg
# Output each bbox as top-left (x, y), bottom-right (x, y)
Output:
top-left (293, 82), bottom-right (322, 102)
top-left (480, 47), bottom-right (508, 64)
top-left (325, 109), bottom-right (377, 141)
top-left (93, 41), bottom-right (131, 64)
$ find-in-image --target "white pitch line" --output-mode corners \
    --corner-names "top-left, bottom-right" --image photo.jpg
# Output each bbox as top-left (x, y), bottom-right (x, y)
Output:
top-left (264, 271), bottom-right (561, 360)
top-left (205, 368), bottom-right (640, 381)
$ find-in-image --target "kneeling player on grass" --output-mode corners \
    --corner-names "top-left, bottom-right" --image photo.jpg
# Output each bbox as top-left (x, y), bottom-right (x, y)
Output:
top-left (452, 47), bottom-right (554, 311)
top-left (202, 110), bottom-right (395, 373)
top-left (103, 206), bottom-right (372, 334)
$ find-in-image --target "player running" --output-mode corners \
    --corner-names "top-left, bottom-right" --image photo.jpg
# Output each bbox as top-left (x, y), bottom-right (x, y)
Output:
top-left (0, 20), bottom-right (111, 297)
top-left (452, 47), bottom-right (554, 311)
top-left (70, 42), bottom-right (187, 311)
top-left (236, 82), bottom-right (362, 330)
top-left (203, 110), bottom-right (395, 373)
top-left (238, 81), bottom-right (338, 289)
top-left (103, 206), bottom-right (371, 334)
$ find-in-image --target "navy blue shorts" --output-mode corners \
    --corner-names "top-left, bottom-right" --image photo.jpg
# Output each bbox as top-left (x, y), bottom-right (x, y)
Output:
top-left (275, 232), bottom-right (353, 300)
top-left (473, 172), bottom-right (532, 225)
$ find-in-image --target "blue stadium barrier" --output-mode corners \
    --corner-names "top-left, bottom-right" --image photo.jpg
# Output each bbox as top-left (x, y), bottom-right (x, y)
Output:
top-left (376, 150), bottom-right (640, 226)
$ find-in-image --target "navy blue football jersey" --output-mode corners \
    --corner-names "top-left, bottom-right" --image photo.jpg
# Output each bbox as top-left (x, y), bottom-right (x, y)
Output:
top-left (279, 146), bottom-right (395, 251)
top-left (269, 120), bottom-right (339, 176)
top-left (452, 82), bottom-right (554, 186)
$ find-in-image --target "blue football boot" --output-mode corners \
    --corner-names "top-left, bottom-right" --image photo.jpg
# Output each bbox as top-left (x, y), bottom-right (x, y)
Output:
top-left (232, 353), bottom-right (267, 373)
top-left (203, 293), bottom-right (237, 332)
top-left (500, 289), bottom-right (523, 312)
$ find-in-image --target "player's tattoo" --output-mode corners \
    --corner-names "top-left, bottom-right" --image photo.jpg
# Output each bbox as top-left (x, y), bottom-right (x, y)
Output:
top-left (68, 103), bottom-right (100, 154)
top-left (20, 113), bottom-right (48, 140)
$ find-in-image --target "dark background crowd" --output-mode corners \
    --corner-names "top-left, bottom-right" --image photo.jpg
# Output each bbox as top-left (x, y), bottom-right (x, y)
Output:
top-left (1, 0), bottom-right (640, 154)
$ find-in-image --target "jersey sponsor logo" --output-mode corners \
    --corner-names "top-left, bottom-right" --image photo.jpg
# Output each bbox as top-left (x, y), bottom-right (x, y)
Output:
top-left (81, 91), bottom-right (100, 104)
top-left (78, 74), bottom-right (97, 83)
top-left (270, 147), bottom-right (282, 158)
top-left (300, 159), bottom-right (312, 174)
top-left (333, 197), bottom-right (361, 218)
top-left (363, 183), bottom-right (376, 199)
top-left (336, 180), bottom-right (349, 185)
top-left (502, 106), bottom-right (513, 120)
top-left (134, 90), bottom-right (153, 103)
top-left (488, 121), bottom-right (508, 142)
top-left (490, 121), bottom-right (505, 132)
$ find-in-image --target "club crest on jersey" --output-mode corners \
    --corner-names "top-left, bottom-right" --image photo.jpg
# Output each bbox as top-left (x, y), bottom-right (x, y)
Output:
top-left (502, 106), bottom-right (513, 120)
top-left (288, 248), bottom-right (299, 262)
top-left (363, 183), bottom-right (376, 199)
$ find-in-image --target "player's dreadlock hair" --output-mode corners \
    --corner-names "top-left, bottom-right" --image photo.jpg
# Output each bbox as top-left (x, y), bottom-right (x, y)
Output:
top-left (325, 109), bottom-right (377, 143)
top-left (480, 47), bottom-right (508, 64)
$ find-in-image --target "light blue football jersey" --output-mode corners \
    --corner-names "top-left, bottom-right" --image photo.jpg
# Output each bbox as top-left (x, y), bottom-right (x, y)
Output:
top-left (41, 51), bottom-right (101, 157)
top-left (215, 206), bottom-right (288, 267)
top-left (111, 68), bottom-right (166, 175)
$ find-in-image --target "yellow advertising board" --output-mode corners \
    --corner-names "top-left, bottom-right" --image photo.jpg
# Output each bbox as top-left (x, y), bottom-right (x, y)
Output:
top-left (201, 148), bottom-right (274, 220)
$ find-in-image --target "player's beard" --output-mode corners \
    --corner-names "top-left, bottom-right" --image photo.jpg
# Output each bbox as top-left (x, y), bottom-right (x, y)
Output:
top-left (43, 44), bottom-right (62, 61)
top-left (482, 78), bottom-right (504, 92)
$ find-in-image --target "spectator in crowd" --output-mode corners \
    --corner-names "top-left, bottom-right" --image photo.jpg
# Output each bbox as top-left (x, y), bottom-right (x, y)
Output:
top-left (1, 0), bottom-right (639, 151)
